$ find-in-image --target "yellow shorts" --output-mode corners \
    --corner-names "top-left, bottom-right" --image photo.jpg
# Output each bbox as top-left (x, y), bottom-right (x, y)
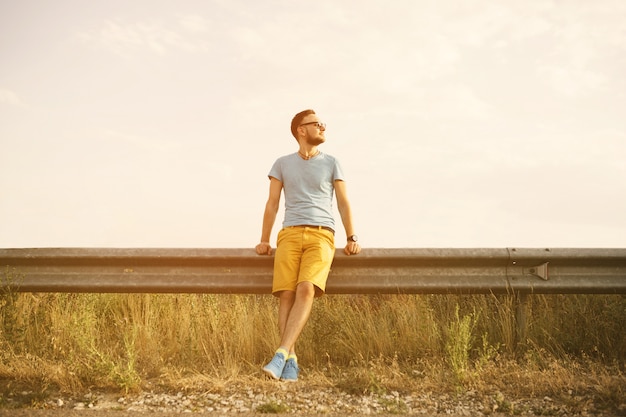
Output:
top-left (272, 226), bottom-right (335, 297)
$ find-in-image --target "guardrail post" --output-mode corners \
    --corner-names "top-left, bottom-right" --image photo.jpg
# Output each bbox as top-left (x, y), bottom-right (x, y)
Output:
top-left (515, 292), bottom-right (529, 350)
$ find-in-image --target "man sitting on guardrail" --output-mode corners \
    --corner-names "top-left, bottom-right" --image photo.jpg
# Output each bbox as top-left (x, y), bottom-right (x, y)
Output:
top-left (255, 109), bottom-right (362, 382)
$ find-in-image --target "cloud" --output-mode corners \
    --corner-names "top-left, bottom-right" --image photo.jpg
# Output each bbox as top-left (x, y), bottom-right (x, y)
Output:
top-left (77, 15), bottom-right (211, 55)
top-left (533, 2), bottom-right (625, 97)
top-left (537, 65), bottom-right (607, 97)
top-left (177, 14), bottom-right (210, 33)
top-left (0, 88), bottom-right (25, 108)
top-left (100, 129), bottom-right (179, 153)
top-left (431, 84), bottom-right (494, 121)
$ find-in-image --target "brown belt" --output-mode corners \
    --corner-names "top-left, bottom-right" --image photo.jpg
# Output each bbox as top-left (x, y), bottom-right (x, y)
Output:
top-left (291, 225), bottom-right (335, 235)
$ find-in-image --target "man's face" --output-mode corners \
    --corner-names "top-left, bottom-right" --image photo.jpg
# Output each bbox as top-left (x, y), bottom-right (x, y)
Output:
top-left (299, 115), bottom-right (326, 146)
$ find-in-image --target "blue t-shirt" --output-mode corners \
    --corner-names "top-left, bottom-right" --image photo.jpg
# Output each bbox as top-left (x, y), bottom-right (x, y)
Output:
top-left (268, 152), bottom-right (345, 230)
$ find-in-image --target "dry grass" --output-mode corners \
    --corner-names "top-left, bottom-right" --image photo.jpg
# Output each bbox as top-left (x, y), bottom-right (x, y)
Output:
top-left (1, 282), bottom-right (625, 413)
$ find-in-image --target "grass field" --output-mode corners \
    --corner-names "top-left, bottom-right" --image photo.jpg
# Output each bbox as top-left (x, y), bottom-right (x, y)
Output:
top-left (1, 278), bottom-right (625, 413)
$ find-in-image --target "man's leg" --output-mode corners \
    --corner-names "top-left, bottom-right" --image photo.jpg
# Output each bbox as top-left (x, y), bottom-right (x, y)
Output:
top-left (279, 282), bottom-right (316, 352)
top-left (278, 290), bottom-right (296, 347)
top-left (263, 283), bottom-right (315, 380)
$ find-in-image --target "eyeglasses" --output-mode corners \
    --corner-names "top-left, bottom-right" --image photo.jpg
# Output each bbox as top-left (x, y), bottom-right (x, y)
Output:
top-left (299, 121), bottom-right (326, 130)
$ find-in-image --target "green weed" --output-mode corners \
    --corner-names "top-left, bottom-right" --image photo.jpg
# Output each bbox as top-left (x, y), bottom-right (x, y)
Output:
top-left (256, 400), bottom-right (290, 413)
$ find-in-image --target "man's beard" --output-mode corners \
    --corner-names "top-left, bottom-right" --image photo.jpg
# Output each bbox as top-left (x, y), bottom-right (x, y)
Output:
top-left (306, 136), bottom-right (325, 146)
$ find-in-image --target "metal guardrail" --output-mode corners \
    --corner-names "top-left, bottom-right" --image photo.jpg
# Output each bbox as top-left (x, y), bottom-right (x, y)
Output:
top-left (1, 247), bottom-right (625, 295)
top-left (2, 247), bottom-right (624, 345)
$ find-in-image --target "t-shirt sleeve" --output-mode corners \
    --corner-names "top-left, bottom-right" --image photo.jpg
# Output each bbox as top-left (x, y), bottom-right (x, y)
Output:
top-left (268, 158), bottom-right (283, 182)
top-left (333, 158), bottom-right (346, 182)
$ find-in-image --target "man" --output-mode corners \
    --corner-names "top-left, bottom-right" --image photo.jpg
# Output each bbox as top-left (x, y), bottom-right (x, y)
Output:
top-left (255, 109), bottom-right (361, 382)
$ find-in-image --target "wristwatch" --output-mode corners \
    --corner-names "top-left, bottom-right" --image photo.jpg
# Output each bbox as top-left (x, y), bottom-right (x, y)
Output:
top-left (347, 235), bottom-right (358, 243)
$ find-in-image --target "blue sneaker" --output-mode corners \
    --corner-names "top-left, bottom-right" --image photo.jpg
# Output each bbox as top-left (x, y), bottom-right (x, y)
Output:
top-left (280, 358), bottom-right (299, 382)
top-left (262, 351), bottom-right (286, 380)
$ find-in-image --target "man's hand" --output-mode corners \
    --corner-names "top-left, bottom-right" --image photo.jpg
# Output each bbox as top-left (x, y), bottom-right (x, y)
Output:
top-left (344, 241), bottom-right (361, 256)
top-left (256, 242), bottom-right (272, 255)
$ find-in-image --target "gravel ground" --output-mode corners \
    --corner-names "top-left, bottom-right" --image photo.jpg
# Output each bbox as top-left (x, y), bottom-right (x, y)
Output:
top-left (1, 383), bottom-right (622, 416)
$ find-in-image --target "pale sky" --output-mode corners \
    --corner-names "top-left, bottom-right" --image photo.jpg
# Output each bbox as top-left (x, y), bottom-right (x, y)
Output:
top-left (1, 1), bottom-right (625, 249)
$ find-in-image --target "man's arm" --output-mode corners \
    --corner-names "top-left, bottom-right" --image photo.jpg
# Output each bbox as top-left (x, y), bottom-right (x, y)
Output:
top-left (256, 177), bottom-right (283, 255)
top-left (335, 180), bottom-right (361, 256)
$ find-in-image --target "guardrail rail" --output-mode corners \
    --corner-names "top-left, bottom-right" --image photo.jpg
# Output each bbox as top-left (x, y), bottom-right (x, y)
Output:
top-left (2, 247), bottom-right (625, 343)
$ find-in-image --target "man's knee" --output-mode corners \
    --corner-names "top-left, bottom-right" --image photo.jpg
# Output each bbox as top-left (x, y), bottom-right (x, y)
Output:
top-left (278, 290), bottom-right (296, 303)
top-left (295, 281), bottom-right (316, 299)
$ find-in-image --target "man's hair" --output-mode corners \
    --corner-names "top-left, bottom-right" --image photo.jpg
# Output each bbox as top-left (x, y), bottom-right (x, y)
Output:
top-left (290, 109), bottom-right (316, 139)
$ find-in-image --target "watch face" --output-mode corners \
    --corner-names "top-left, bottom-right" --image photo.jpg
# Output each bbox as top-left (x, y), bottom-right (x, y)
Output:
top-left (349, 235), bottom-right (358, 242)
